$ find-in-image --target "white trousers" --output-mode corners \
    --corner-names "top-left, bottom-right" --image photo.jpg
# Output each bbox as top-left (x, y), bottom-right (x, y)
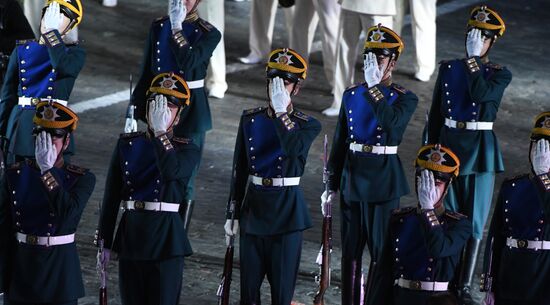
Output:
top-left (289, 0), bottom-right (340, 86)
top-left (394, 0), bottom-right (437, 78)
top-left (23, 0), bottom-right (43, 37)
top-left (331, 9), bottom-right (393, 108)
top-left (198, 0), bottom-right (228, 93)
top-left (248, 0), bottom-right (294, 59)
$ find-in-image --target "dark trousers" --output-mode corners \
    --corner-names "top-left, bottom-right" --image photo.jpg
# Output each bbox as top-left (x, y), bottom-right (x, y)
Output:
top-left (239, 231), bottom-right (303, 305)
top-left (496, 298), bottom-right (550, 305)
top-left (340, 198), bottom-right (400, 304)
top-left (184, 132), bottom-right (205, 200)
top-left (119, 256), bottom-right (185, 305)
top-left (3, 298), bottom-right (76, 305)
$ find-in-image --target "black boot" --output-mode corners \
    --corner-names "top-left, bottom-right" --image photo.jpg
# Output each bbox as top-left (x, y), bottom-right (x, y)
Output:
top-left (341, 258), bottom-right (363, 305)
top-left (458, 238), bottom-right (481, 305)
top-left (180, 200), bottom-right (194, 232)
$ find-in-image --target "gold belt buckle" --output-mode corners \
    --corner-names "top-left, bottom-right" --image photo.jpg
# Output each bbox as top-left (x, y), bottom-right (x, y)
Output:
top-left (31, 98), bottom-right (41, 106)
top-left (517, 239), bottom-right (528, 249)
top-left (410, 280), bottom-right (422, 290)
top-left (262, 178), bottom-right (273, 186)
top-left (456, 121), bottom-right (466, 129)
top-left (134, 200), bottom-right (145, 210)
top-left (26, 234), bottom-right (39, 245)
top-left (362, 145), bottom-right (373, 153)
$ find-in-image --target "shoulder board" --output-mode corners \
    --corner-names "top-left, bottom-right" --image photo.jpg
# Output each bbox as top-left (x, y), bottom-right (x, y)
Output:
top-left (445, 211), bottom-right (468, 221)
top-left (392, 206), bottom-right (416, 216)
top-left (66, 164), bottom-right (88, 175)
top-left (120, 131), bottom-right (146, 139)
top-left (486, 62), bottom-right (503, 70)
top-left (503, 173), bottom-right (529, 184)
top-left (16, 39), bottom-right (36, 45)
top-left (242, 107), bottom-right (266, 116)
top-left (198, 18), bottom-right (214, 32)
top-left (153, 16), bottom-right (169, 23)
top-left (172, 137), bottom-right (192, 144)
top-left (391, 83), bottom-right (409, 94)
top-left (292, 111), bottom-right (311, 122)
top-left (345, 83), bottom-right (363, 91)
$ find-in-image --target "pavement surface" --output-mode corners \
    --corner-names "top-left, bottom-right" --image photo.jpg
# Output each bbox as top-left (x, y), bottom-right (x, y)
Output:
top-left (7, 0), bottom-right (550, 304)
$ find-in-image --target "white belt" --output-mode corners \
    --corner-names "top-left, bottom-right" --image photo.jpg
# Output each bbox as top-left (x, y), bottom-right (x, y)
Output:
top-left (396, 278), bottom-right (449, 291)
top-left (187, 79), bottom-right (204, 89)
top-left (18, 97), bottom-right (68, 107)
top-left (444, 118), bottom-right (493, 130)
top-left (506, 237), bottom-right (550, 250)
top-left (122, 200), bottom-right (180, 212)
top-left (250, 176), bottom-right (300, 187)
top-left (16, 232), bottom-right (75, 246)
top-left (349, 143), bottom-right (398, 154)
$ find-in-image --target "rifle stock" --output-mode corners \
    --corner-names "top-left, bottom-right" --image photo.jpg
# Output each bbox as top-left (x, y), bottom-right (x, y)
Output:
top-left (313, 135), bottom-right (332, 305)
top-left (217, 200), bottom-right (236, 305)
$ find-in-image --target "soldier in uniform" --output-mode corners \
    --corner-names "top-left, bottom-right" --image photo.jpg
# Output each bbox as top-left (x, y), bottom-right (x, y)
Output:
top-left (0, 101), bottom-right (95, 305)
top-left (323, 24), bottom-right (418, 304)
top-left (480, 112), bottom-right (550, 305)
top-left (427, 6), bottom-right (512, 303)
top-left (0, 0), bottom-right (34, 87)
top-left (368, 144), bottom-right (472, 305)
top-left (98, 73), bottom-right (200, 305)
top-left (0, 0), bottom-right (85, 164)
top-left (224, 48), bottom-right (321, 305)
top-left (129, 0), bottom-right (221, 230)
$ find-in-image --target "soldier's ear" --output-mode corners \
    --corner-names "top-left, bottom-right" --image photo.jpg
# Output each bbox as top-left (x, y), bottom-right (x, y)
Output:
top-left (63, 134), bottom-right (71, 150)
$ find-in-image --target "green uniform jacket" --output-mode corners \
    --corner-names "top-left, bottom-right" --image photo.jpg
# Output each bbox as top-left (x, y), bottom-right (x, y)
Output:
top-left (0, 160), bottom-right (95, 302)
top-left (428, 57), bottom-right (512, 175)
top-left (369, 207), bottom-right (471, 305)
top-left (328, 82), bottom-right (418, 202)
top-left (481, 174), bottom-right (550, 302)
top-left (228, 108), bottom-right (321, 235)
top-left (99, 132), bottom-right (200, 260)
top-left (131, 16), bottom-right (221, 135)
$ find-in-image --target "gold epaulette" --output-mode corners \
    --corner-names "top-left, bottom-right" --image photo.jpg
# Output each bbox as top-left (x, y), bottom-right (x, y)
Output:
top-left (243, 107), bottom-right (265, 116)
top-left (198, 18), bottom-right (214, 32)
top-left (154, 16), bottom-right (169, 23)
top-left (391, 83), bottom-right (409, 95)
top-left (66, 164), bottom-right (88, 175)
top-left (172, 137), bottom-right (192, 144)
top-left (345, 83), bottom-right (363, 91)
top-left (445, 211), bottom-right (468, 221)
top-left (292, 111), bottom-right (311, 122)
top-left (16, 39), bottom-right (36, 45)
top-left (486, 62), bottom-right (503, 70)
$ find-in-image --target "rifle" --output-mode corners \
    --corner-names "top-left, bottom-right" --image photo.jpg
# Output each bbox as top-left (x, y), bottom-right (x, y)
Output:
top-left (95, 202), bottom-right (108, 305)
top-left (485, 237), bottom-right (494, 291)
top-left (313, 134), bottom-right (332, 305)
top-left (217, 200), bottom-right (236, 305)
top-left (422, 110), bottom-right (429, 146)
top-left (124, 74), bottom-right (137, 133)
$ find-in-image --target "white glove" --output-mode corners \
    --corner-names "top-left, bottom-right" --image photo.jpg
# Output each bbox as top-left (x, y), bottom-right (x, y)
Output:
top-left (364, 52), bottom-right (382, 88)
top-left (417, 170), bottom-right (441, 210)
top-left (532, 139), bottom-right (550, 175)
top-left (169, 0), bottom-right (187, 31)
top-left (124, 118), bottom-right (137, 133)
top-left (41, 2), bottom-right (64, 33)
top-left (270, 77), bottom-right (291, 113)
top-left (224, 219), bottom-right (239, 246)
top-left (148, 95), bottom-right (172, 135)
top-left (466, 28), bottom-right (484, 57)
top-left (320, 190), bottom-right (336, 217)
top-left (35, 131), bottom-right (58, 174)
top-left (483, 292), bottom-right (495, 305)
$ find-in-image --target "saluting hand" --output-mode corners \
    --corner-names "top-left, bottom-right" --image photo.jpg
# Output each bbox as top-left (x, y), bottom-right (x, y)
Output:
top-left (417, 170), bottom-right (440, 210)
top-left (270, 77), bottom-right (291, 114)
top-left (532, 139), bottom-right (550, 175)
top-left (148, 95), bottom-right (172, 136)
top-left (35, 131), bottom-right (57, 174)
top-left (466, 28), bottom-right (484, 57)
top-left (169, 0), bottom-right (187, 32)
top-left (42, 2), bottom-right (64, 33)
top-left (364, 52), bottom-right (382, 88)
